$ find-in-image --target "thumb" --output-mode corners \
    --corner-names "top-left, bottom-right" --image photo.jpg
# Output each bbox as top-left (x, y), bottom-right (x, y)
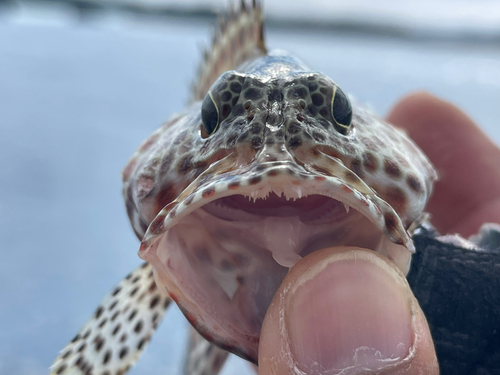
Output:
top-left (258, 247), bottom-right (438, 374)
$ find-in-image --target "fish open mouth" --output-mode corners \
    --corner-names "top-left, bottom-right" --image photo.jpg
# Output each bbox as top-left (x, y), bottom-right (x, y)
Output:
top-left (138, 160), bottom-right (414, 363)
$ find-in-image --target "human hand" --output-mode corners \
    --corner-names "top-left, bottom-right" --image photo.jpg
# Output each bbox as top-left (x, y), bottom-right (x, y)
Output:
top-left (258, 93), bottom-right (500, 374)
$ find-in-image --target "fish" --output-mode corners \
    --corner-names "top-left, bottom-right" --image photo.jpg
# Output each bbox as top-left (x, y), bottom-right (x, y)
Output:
top-left (50, 1), bottom-right (437, 374)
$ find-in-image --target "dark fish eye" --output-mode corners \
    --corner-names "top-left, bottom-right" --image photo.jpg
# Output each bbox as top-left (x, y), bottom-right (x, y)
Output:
top-left (331, 86), bottom-right (352, 135)
top-left (201, 92), bottom-right (219, 136)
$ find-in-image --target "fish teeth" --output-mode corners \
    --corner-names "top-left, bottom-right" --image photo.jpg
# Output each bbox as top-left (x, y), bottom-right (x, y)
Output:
top-left (294, 186), bottom-right (302, 199)
top-left (343, 203), bottom-right (350, 213)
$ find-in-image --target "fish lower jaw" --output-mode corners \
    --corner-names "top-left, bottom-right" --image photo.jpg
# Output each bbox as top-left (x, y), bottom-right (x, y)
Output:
top-left (139, 175), bottom-right (413, 364)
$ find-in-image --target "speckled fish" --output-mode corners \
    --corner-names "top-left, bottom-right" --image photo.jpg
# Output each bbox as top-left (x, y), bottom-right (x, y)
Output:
top-left (51, 1), bottom-right (437, 374)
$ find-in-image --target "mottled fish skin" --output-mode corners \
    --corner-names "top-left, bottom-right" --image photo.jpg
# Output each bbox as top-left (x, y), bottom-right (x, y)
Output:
top-left (121, 0), bottom-right (437, 365)
top-left (50, 263), bottom-right (171, 375)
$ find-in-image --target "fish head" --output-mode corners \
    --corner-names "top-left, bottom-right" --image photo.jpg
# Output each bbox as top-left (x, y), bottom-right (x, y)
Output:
top-left (122, 52), bottom-right (437, 363)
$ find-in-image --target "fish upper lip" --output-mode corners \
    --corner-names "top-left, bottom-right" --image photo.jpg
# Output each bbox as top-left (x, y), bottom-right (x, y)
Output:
top-left (138, 161), bottom-right (414, 258)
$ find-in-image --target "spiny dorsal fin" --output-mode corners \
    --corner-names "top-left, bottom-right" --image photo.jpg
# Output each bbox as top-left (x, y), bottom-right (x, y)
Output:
top-left (50, 263), bottom-right (171, 375)
top-left (191, 0), bottom-right (267, 101)
top-left (184, 326), bottom-right (229, 375)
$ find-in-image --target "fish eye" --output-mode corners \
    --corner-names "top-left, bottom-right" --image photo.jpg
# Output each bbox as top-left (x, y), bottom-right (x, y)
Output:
top-left (331, 86), bottom-right (352, 135)
top-left (201, 91), bottom-right (219, 136)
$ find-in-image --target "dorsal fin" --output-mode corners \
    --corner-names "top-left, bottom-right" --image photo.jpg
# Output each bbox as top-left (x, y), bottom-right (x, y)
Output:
top-left (191, 0), bottom-right (267, 101)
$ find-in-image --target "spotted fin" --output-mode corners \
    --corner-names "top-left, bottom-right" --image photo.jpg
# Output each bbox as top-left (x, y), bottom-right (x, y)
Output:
top-left (50, 263), bottom-right (171, 375)
top-left (191, 0), bottom-right (267, 101)
top-left (184, 326), bottom-right (229, 375)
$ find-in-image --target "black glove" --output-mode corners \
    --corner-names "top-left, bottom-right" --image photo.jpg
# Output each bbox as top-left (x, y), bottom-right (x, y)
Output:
top-left (408, 226), bottom-right (500, 375)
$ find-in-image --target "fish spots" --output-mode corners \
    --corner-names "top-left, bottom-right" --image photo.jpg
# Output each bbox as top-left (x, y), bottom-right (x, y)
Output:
top-left (250, 123), bottom-right (262, 134)
top-left (134, 320), bottom-right (144, 334)
top-left (137, 336), bottom-right (149, 351)
top-left (306, 105), bottom-right (318, 117)
top-left (341, 185), bottom-right (353, 194)
top-left (228, 180), bottom-right (240, 190)
top-left (308, 81), bottom-right (318, 91)
top-left (128, 309), bottom-right (138, 321)
top-left (384, 212), bottom-right (399, 236)
top-left (93, 335), bottom-right (105, 352)
top-left (384, 186), bottom-right (408, 214)
top-left (119, 347), bottom-right (129, 359)
top-left (384, 159), bottom-right (402, 179)
top-left (344, 170), bottom-right (358, 184)
top-left (154, 184), bottom-right (176, 214)
top-left (202, 187), bottom-right (215, 198)
top-left (111, 311), bottom-right (120, 322)
top-left (244, 87), bottom-right (262, 100)
top-left (406, 174), bottom-right (423, 194)
top-left (148, 216), bottom-right (164, 235)
top-left (129, 286), bottom-right (139, 297)
top-left (251, 136), bottom-right (263, 149)
top-left (169, 207), bottom-right (177, 219)
top-left (177, 155), bottom-right (193, 174)
top-left (288, 136), bottom-right (302, 149)
top-left (249, 176), bottom-right (262, 185)
top-left (312, 131), bottom-right (325, 142)
top-left (184, 194), bottom-right (195, 206)
top-left (311, 93), bottom-right (324, 106)
top-left (82, 329), bottom-right (91, 339)
top-left (221, 90), bottom-right (232, 102)
top-left (230, 82), bottom-right (242, 93)
top-left (350, 159), bottom-right (363, 179)
top-left (95, 306), bottom-right (104, 320)
top-left (160, 151), bottom-right (174, 174)
top-left (103, 350), bottom-right (111, 365)
top-left (362, 152), bottom-right (378, 173)
top-left (150, 295), bottom-right (161, 309)
top-left (112, 324), bottom-right (121, 336)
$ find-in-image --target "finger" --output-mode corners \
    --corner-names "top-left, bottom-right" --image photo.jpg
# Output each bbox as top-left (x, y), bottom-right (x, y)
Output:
top-left (387, 92), bottom-right (500, 236)
top-left (258, 247), bottom-right (438, 375)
